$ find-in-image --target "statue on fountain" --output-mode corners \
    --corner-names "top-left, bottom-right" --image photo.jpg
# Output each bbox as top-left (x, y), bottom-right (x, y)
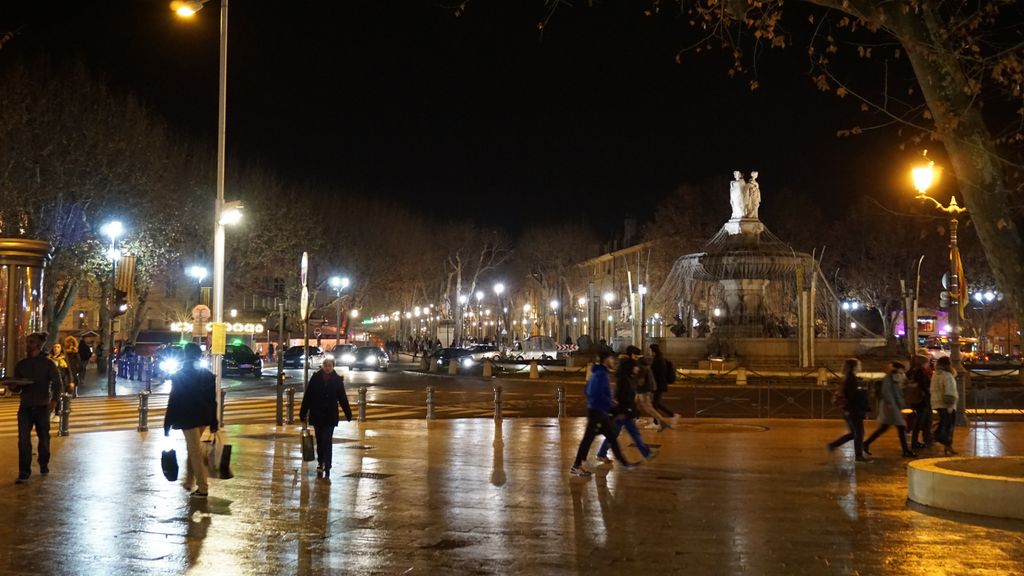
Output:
top-left (725, 170), bottom-right (764, 235)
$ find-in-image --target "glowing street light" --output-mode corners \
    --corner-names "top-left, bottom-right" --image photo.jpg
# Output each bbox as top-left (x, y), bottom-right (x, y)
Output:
top-left (549, 299), bottom-right (559, 311)
top-left (603, 292), bottom-right (615, 304)
top-left (328, 275), bottom-right (352, 349)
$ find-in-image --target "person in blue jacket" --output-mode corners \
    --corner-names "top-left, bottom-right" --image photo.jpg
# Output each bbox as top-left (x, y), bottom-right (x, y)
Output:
top-left (570, 350), bottom-right (639, 477)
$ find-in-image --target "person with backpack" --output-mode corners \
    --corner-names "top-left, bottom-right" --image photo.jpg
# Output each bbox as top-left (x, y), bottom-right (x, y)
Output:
top-left (649, 343), bottom-right (679, 427)
top-left (863, 362), bottom-right (916, 458)
top-left (596, 349), bottom-right (656, 462)
top-left (827, 358), bottom-right (872, 463)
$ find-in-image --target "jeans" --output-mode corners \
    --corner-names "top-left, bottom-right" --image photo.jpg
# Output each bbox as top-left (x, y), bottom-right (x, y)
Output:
top-left (18, 405), bottom-right (51, 476)
top-left (573, 409), bottom-right (628, 467)
top-left (597, 417), bottom-right (651, 459)
top-left (314, 425), bottom-right (336, 469)
top-left (182, 426), bottom-right (209, 492)
top-left (829, 413), bottom-right (865, 458)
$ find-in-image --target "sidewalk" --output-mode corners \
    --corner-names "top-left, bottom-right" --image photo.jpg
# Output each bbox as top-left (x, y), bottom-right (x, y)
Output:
top-left (0, 418), bottom-right (1022, 575)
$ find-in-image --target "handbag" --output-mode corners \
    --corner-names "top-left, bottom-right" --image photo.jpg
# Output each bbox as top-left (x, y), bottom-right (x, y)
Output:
top-left (161, 449), bottom-right (179, 482)
top-left (301, 427), bottom-right (315, 462)
top-left (204, 430), bottom-right (234, 479)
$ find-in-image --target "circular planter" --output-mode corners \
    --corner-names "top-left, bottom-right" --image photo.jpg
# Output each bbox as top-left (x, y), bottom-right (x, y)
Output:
top-left (908, 457), bottom-right (1024, 520)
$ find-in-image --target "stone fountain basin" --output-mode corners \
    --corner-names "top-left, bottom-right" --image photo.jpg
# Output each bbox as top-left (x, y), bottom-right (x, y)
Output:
top-left (908, 457), bottom-right (1024, 520)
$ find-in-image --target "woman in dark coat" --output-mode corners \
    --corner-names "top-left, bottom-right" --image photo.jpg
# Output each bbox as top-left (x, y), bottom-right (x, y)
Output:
top-left (299, 358), bottom-right (352, 478)
top-left (827, 358), bottom-right (873, 463)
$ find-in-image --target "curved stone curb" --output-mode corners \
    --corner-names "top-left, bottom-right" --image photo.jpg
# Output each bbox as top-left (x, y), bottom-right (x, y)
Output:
top-left (908, 457), bottom-right (1024, 520)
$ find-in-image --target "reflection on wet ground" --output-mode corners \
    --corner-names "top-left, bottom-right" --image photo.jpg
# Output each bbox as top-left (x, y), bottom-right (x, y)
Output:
top-left (0, 418), bottom-right (1022, 575)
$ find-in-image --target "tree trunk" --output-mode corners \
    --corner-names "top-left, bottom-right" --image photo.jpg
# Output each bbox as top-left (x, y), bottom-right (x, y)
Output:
top-left (43, 277), bottom-right (80, 349)
top-left (128, 289), bottom-right (150, 344)
top-left (896, 15), bottom-right (1024, 378)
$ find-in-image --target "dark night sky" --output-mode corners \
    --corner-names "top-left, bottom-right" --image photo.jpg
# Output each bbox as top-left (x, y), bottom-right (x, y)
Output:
top-left (2, 0), bottom-right (905, 234)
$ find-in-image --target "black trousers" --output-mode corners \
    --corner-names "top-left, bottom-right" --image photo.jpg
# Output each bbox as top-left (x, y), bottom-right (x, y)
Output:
top-left (935, 409), bottom-right (956, 447)
top-left (652, 390), bottom-right (676, 418)
top-left (313, 425), bottom-right (335, 469)
top-left (573, 409), bottom-right (628, 467)
top-left (18, 405), bottom-right (51, 476)
top-left (911, 402), bottom-right (933, 445)
top-left (830, 413), bottom-right (865, 458)
top-left (865, 424), bottom-right (911, 453)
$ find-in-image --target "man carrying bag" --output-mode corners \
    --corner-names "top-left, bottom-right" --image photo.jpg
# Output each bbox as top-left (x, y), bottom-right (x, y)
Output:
top-left (164, 343), bottom-right (218, 498)
top-left (299, 358), bottom-right (352, 479)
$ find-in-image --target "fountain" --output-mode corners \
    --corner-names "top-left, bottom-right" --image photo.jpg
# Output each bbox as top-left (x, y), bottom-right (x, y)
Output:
top-left (657, 171), bottom-right (882, 369)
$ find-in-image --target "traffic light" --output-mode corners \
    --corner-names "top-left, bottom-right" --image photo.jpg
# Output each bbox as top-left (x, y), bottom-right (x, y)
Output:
top-left (112, 289), bottom-right (129, 317)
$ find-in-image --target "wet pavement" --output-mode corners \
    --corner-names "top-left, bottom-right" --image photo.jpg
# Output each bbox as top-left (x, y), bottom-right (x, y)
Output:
top-left (1, 417), bottom-right (1022, 575)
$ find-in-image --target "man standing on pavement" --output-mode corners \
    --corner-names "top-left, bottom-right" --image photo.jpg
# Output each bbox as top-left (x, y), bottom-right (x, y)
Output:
top-left (13, 332), bottom-right (64, 483)
top-left (570, 350), bottom-right (639, 477)
top-left (163, 343), bottom-right (217, 498)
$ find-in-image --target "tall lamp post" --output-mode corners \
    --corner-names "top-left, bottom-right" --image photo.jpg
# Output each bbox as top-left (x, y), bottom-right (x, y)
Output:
top-left (493, 283), bottom-right (505, 343)
top-left (912, 157), bottom-right (968, 425)
top-left (101, 221), bottom-right (124, 397)
top-left (329, 276), bottom-right (350, 350)
top-left (188, 265), bottom-right (208, 307)
top-left (174, 0), bottom-right (244, 427)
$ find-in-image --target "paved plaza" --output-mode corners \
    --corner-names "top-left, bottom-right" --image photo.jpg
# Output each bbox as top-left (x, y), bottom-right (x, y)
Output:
top-left (0, 416), bottom-right (1021, 575)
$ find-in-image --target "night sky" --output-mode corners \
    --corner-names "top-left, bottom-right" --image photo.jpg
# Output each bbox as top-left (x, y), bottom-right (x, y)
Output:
top-left (2, 0), bottom-right (908, 234)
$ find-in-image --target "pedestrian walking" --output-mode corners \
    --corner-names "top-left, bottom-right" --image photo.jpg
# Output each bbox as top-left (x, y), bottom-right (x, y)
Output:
top-left (299, 358), bottom-right (352, 479)
top-left (930, 356), bottom-right (959, 456)
top-left (569, 350), bottom-right (640, 478)
top-left (63, 336), bottom-right (80, 397)
top-left (827, 358), bottom-right (873, 463)
top-left (863, 362), bottom-right (916, 458)
top-left (906, 354), bottom-right (933, 449)
top-left (635, 357), bottom-right (670, 431)
top-left (649, 344), bottom-right (679, 427)
top-left (12, 332), bottom-right (64, 483)
top-left (596, 353), bottom-right (655, 463)
top-left (163, 343), bottom-right (218, 498)
top-left (50, 342), bottom-right (73, 400)
top-left (77, 337), bottom-right (92, 385)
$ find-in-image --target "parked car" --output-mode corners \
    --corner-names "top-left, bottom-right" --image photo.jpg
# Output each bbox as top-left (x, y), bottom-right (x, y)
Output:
top-left (222, 343), bottom-right (263, 378)
top-left (510, 336), bottom-right (560, 361)
top-left (349, 346), bottom-right (389, 371)
top-left (282, 345), bottom-right (325, 368)
top-left (462, 344), bottom-right (502, 365)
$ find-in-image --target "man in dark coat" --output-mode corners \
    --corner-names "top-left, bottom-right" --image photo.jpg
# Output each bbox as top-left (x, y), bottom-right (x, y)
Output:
top-left (13, 332), bottom-right (64, 483)
top-left (299, 358), bottom-right (352, 478)
top-left (164, 343), bottom-right (218, 498)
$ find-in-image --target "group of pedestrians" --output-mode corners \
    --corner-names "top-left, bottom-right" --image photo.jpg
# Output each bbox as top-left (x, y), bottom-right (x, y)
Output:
top-left (828, 354), bottom-right (959, 463)
top-left (570, 344), bottom-right (680, 477)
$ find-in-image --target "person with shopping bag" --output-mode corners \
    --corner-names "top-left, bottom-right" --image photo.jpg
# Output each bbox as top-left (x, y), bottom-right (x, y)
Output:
top-left (299, 358), bottom-right (352, 479)
top-left (163, 343), bottom-right (217, 498)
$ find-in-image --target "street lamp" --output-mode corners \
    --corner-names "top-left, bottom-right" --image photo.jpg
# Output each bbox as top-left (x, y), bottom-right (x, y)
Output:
top-left (972, 290), bottom-right (1002, 354)
top-left (329, 276), bottom-right (351, 350)
top-left (493, 283), bottom-right (506, 342)
top-left (912, 154), bottom-right (968, 424)
top-left (101, 220), bottom-right (125, 397)
top-left (188, 265), bottom-right (208, 307)
top-left (174, 0), bottom-right (241, 427)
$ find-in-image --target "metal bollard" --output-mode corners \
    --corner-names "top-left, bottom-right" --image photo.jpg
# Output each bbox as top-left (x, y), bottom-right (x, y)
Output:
top-left (220, 388), bottom-right (227, 426)
top-left (426, 386), bottom-right (435, 420)
top-left (557, 385), bottom-right (566, 418)
top-left (448, 357), bottom-right (458, 375)
top-left (58, 392), bottom-right (71, 437)
top-left (145, 357), bottom-right (153, 392)
top-left (482, 358), bottom-right (493, 378)
top-left (137, 390), bottom-right (150, 432)
top-left (276, 375), bottom-right (285, 426)
top-left (285, 387), bottom-right (296, 424)
top-left (358, 386), bottom-right (367, 422)
top-left (493, 384), bottom-right (503, 421)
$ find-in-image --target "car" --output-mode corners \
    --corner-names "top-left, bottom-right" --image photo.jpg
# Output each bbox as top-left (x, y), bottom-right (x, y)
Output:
top-left (155, 344), bottom-right (186, 379)
top-left (510, 336), bottom-right (560, 361)
top-left (222, 343), bottom-right (263, 378)
top-left (282, 345), bottom-right (325, 368)
top-left (330, 344), bottom-right (358, 367)
top-left (349, 346), bottom-right (389, 371)
top-left (433, 347), bottom-right (473, 367)
top-left (964, 353), bottom-right (1022, 370)
top-left (460, 344), bottom-right (502, 366)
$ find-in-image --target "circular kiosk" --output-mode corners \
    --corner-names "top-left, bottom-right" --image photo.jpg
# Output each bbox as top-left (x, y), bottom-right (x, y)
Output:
top-left (908, 457), bottom-right (1024, 520)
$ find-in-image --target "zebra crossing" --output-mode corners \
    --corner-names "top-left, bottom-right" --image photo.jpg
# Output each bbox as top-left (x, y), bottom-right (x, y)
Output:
top-left (0, 390), bottom-right (516, 437)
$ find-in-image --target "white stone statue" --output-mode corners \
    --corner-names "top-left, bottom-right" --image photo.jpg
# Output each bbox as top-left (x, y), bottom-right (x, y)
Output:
top-left (745, 171), bottom-right (761, 219)
top-left (729, 171), bottom-right (746, 220)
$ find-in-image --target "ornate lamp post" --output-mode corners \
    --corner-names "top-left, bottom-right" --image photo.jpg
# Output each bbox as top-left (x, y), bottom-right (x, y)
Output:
top-left (329, 276), bottom-right (350, 350)
top-left (913, 156), bottom-right (968, 425)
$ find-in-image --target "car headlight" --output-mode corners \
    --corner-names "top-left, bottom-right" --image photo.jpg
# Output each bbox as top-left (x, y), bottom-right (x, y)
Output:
top-left (198, 359), bottom-right (210, 369)
top-left (341, 354), bottom-right (356, 363)
top-left (462, 358), bottom-right (475, 367)
top-left (159, 358), bottom-right (181, 374)
top-left (363, 357), bottom-right (376, 365)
